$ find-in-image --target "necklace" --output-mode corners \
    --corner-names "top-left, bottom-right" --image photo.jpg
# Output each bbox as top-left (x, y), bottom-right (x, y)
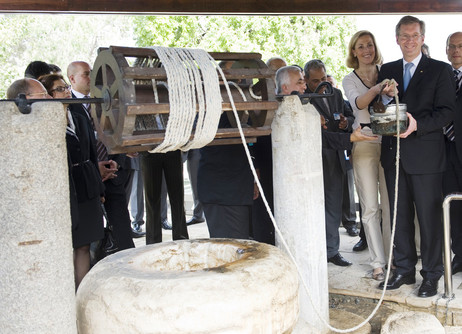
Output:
top-left (356, 69), bottom-right (377, 86)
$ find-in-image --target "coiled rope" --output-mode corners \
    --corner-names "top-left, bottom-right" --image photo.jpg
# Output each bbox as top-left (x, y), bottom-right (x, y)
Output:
top-left (149, 46), bottom-right (222, 153)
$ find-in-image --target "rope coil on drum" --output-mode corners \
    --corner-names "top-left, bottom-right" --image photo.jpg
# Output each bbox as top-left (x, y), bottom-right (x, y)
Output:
top-left (149, 46), bottom-right (222, 153)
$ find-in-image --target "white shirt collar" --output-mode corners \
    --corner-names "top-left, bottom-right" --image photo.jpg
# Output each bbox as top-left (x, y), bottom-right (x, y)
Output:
top-left (71, 89), bottom-right (87, 99)
top-left (403, 53), bottom-right (422, 69)
top-left (402, 52), bottom-right (422, 78)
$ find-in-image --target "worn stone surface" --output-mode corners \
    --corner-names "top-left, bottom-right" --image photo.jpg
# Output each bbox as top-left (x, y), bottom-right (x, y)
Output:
top-left (272, 96), bottom-right (329, 333)
top-left (0, 102), bottom-right (76, 333)
top-left (381, 311), bottom-right (444, 334)
top-left (76, 239), bottom-right (299, 333)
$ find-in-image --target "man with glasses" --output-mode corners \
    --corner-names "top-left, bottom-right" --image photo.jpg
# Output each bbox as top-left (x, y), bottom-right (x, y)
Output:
top-left (444, 32), bottom-right (462, 276)
top-left (303, 60), bottom-right (355, 267)
top-left (377, 16), bottom-right (455, 297)
top-left (6, 78), bottom-right (52, 100)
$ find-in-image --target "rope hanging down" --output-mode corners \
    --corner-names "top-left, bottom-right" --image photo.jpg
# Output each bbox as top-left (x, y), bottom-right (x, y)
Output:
top-left (149, 46), bottom-right (222, 153)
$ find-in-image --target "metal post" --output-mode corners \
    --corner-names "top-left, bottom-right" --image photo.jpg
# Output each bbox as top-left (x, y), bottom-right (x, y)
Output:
top-left (442, 193), bottom-right (462, 299)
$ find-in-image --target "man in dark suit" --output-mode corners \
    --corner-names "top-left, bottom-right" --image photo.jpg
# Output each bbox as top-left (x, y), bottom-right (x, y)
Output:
top-left (303, 60), bottom-right (355, 267)
top-left (444, 31), bottom-right (462, 275)
top-left (377, 16), bottom-right (455, 297)
top-left (67, 61), bottom-right (136, 251)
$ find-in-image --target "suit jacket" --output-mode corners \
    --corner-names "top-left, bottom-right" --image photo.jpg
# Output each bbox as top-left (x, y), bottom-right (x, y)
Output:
top-left (68, 93), bottom-right (129, 192)
top-left (378, 55), bottom-right (456, 174)
top-left (453, 78), bottom-right (462, 162)
top-left (198, 113), bottom-right (255, 206)
top-left (307, 87), bottom-right (355, 174)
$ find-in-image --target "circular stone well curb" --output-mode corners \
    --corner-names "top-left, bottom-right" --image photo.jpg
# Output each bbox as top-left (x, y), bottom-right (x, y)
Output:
top-left (76, 239), bottom-right (299, 333)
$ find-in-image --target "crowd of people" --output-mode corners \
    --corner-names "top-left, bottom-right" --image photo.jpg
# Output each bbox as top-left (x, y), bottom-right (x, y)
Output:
top-left (6, 15), bottom-right (462, 299)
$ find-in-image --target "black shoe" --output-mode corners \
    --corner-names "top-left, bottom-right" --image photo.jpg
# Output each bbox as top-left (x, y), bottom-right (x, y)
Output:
top-left (161, 219), bottom-right (172, 230)
top-left (328, 253), bottom-right (352, 267)
top-left (131, 229), bottom-right (146, 238)
top-left (378, 273), bottom-right (415, 290)
top-left (187, 217), bottom-right (205, 225)
top-left (418, 279), bottom-right (438, 298)
top-left (452, 260), bottom-right (462, 275)
top-left (345, 225), bottom-right (359, 237)
top-left (353, 239), bottom-right (367, 252)
top-left (131, 222), bottom-right (145, 238)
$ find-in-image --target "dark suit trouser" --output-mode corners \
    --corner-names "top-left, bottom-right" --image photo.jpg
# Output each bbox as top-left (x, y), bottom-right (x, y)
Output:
top-left (203, 203), bottom-right (251, 239)
top-left (443, 141), bottom-right (462, 261)
top-left (323, 157), bottom-right (344, 258)
top-left (385, 162), bottom-right (443, 280)
top-left (182, 149), bottom-right (205, 220)
top-left (141, 151), bottom-right (189, 244)
top-left (104, 168), bottom-right (135, 251)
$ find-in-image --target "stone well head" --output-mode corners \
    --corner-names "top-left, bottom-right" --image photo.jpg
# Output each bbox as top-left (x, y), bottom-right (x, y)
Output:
top-left (76, 239), bottom-right (299, 334)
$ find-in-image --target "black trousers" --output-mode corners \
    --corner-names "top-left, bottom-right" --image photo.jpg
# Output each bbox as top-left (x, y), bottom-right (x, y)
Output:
top-left (141, 150), bottom-right (189, 244)
top-left (103, 167), bottom-right (135, 251)
top-left (323, 156), bottom-right (344, 258)
top-left (203, 203), bottom-right (252, 239)
top-left (443, 141), bottom-right (462, 261)
top-left (385, 162), bottom-right (443, 280)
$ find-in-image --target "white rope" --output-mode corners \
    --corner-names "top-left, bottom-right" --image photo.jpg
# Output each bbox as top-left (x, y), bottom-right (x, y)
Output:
top-left (249, 83), bottom-right (262, 100)
top-left (148, 47), bottom-right (221, 153)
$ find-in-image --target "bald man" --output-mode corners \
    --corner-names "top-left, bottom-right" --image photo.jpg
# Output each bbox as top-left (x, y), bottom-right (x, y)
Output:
top-left (67, 61), bottom-right (137, 250)
top-left (7, 78), bottom-right (51, 100)
top-left (266, 56), bottom-right (287, 72)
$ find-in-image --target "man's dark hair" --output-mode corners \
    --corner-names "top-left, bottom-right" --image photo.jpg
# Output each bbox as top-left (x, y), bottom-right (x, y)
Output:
top-left (24, 61), bottom-right (51, 79)
top-left (303, 59), bottom-right (326, 80)
top-left (48, 64), bottom-right (62, 74)
top-left (7, 79), bottom-right (30, 99)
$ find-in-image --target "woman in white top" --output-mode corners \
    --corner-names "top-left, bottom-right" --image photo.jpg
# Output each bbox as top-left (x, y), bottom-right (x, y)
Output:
top-left (342, 30), bottom-right (393, 281)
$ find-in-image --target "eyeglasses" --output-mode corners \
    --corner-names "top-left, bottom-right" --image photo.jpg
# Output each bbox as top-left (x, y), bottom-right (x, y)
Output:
top-left (448, 44), bottom-right (462, 51)
top-left (399, 33), bottom-right (422, 41)
top-left (26, 92), bottom-right (50, 98)
top-left (50, 85), bottom-right (71, 93)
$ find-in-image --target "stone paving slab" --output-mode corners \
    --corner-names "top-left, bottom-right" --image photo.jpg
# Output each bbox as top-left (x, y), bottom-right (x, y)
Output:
top-left (331, 227), bottom-right (462, 327)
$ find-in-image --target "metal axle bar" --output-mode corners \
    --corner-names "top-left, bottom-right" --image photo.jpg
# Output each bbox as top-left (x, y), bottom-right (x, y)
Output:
top-left (3, 94), bottom-right (105, 114)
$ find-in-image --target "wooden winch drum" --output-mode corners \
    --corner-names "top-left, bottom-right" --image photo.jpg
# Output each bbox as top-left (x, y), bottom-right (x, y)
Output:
top-left (90, 46), bottom-right (278, 154)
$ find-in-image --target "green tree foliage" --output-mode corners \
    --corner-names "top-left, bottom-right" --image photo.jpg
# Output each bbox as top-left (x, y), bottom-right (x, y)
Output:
top-left (0, 14), bottom-right (134, 98)
top-left (133, 16), bottom-right (357, 86)
top-left (0, 14), bottom-right (357, 98)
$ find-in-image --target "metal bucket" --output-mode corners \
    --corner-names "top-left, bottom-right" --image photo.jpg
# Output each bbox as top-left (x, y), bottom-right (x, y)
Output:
top-left (369, 103), bottom-right (408, 136)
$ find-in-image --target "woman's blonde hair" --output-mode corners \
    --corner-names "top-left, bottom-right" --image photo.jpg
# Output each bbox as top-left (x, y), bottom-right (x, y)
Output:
top-left (346, 30), bottom-right (383, 69)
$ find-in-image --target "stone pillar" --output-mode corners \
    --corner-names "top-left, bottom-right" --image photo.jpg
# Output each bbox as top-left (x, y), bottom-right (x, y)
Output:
top-left (272, 96), bottom-right (329, 333)
top-left (0, 102), bottom-right (77, 333)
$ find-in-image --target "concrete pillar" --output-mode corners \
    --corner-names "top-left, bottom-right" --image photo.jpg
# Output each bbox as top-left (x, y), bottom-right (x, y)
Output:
top-left (272, 96), bottom-right (329, 333)
top-left (0, 102), bottom-right (77, 333)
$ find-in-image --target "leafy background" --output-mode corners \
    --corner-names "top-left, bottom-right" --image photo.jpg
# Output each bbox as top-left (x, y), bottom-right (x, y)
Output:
top-left (0, 14), bottom-right (357, 98)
